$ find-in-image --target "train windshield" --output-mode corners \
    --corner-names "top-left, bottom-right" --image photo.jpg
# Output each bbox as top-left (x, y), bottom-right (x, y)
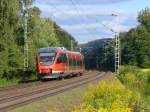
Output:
top-left (39, 52), bottom-right (56, 65)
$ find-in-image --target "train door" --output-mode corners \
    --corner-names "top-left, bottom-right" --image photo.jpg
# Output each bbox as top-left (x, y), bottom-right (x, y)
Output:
top-left (55, 53), bottom-right (67, 74)
top-left (66, 53), bottom-right (70, 75)
top-left (75, 55), bottom-right (78, 73)
top-left (62, 53), bottom-right (68, 76)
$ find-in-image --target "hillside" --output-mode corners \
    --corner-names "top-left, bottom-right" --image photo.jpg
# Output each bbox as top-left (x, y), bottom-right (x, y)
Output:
top-left (80, 38), bottom-right (112, 49)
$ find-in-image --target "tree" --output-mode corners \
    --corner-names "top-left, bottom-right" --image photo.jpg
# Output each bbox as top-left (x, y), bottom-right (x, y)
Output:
top-left (0, 0), bottom-right (22, 78)
top-left (0, 0), bottom-right (78, 80)
top-left (120, 8), bottom-right (150, 68)
top-left (138, 8), bottom-right (150, 30)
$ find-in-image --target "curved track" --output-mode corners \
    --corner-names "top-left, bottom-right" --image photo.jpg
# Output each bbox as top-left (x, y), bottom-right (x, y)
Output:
top-left (0, 71), bottom-right (112, 112)
top-left (0, 71), bottom-right (91, 92)
top-left (0, 71), bottom-right (91, 98)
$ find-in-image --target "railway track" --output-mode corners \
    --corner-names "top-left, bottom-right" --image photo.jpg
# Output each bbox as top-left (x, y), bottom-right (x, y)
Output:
top-left (0, 70), bottom-right (91, 92)
top-left (0, 71), bottom-right (92, 98)
top-left (0, 71), bottom-right (111, 112)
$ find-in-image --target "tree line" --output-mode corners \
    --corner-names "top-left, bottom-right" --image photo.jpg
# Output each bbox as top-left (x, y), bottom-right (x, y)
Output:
top-left (108, 8), bottom-right (150, 69)
top-left (120, 8), bottom-right (150, 68)
top-left (81, 8), bottom-right (150, 70)
top-left (0, 0), bottom-right (77, 80)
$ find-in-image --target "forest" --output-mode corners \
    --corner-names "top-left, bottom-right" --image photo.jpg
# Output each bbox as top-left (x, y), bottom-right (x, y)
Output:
top-left (0, 0), bottom-right (77, 81)
top-left (120, 8), bottom-right (150, 68)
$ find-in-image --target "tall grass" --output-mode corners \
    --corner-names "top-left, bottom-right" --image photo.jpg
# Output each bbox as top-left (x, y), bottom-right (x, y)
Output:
top-left (117, 66), bottom-right (150, 111)
top-left (0, 71), bottom-right (37, 87)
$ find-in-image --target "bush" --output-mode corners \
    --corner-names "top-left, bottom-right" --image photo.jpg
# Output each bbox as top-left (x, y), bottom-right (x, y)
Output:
top-left (117, 66), bottom-right (150, 111)
top-left (118, 66), bottom-right (150, 94)
top-left (144, 71), bottom-right (150, 95)
top-left (73, 81), bottom-right (143, 112)
top-left (117, 66), bottom-right (146, 92)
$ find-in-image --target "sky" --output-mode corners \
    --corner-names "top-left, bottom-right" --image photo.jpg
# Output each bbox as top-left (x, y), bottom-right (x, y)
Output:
top-left (34, 0), bottom-right (150, 43)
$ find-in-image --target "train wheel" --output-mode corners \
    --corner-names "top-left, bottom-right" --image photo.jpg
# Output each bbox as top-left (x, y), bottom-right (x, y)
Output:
top-left (58, 74), bottom-right (64, 80)
top-left (80, 72), bottom-right (83, 76)
top-left (75, 73), bottom-right (80, 77)
top-left (36, 73), bottom-right (41, 81)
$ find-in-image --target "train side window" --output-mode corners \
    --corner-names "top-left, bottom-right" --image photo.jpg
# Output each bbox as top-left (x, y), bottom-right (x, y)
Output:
top-left (57, 54), bottom-right (63, 63)
top-left (57, 56), bottom-right (63, 63)
top-left (69, 58), bottom-right (71, 65)
top-left (78, 61), bottom-right (80, 66)
top-left (57, 53), bottom-right (67, 63)
top-left (63, 53), bottom-right (67, 63)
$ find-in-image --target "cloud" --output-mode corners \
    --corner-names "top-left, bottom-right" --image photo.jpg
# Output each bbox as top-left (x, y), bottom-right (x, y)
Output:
top-left (35, 0), bottom-right (129, 5)
top-left (37, 4), bottom-right (125, 19)
top-left (34, 0), bottom-right (138, 43)
top-left (35, 0), bottom-right (137, 32)
top-left (60, 14), bottom-right (136, 33)
top-left (101, 13), bottom-right (138, 32)
top-left (62, 23), bottom-right (105, 30)
top-left (75, 34), bottom-right (114, 43)
top-left (36, 3), bottom-right (137, 27)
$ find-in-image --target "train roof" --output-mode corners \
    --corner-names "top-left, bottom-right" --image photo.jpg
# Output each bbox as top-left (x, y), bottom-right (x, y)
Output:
top-left (66, 51), bottom-right (82, 55)
top-left (39, 47), bottom-right (66, 53)
top-left (38, 47), bottom-right (82, 56)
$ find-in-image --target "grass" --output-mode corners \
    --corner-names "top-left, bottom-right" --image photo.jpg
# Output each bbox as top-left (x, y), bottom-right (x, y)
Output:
top-left (141, 69), bottom-right (150, 111)
top-left (141, 68), bottom-right (150, 73)
top-left (118, 66), bottom-right (150, 112)
top-left (144, 95), bottom-right (150, 111)
top-left (0, 74), bottom-right (37, 87)
top-left (0, 78), bottom-right (20, 87)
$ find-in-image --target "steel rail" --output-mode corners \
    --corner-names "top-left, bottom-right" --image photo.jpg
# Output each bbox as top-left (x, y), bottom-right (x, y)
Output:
top-left (0, 71), bottom-right (92, 100)
top-left (0, 71), bottom-right (95, 101)
top-left (0, 72), bottom-right (109, 112)
top-left (0, 71), bottom-right (91, 92)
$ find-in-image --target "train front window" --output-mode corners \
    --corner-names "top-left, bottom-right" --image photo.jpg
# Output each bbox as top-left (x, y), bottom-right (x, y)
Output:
top-left (39, 52), bottom-right (56, 65)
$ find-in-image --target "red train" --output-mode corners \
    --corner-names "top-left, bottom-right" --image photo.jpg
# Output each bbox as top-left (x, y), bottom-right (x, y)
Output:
top-left (36, 47), bottom-right (85, 79)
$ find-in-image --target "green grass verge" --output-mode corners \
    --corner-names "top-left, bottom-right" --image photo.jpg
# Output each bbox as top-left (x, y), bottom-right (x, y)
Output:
top-left (0, 78), bottom-right (20, 87)
top-left (0, 74), bottom-right (37, 87)
top-left (117, 66), bottom-right (150, 112)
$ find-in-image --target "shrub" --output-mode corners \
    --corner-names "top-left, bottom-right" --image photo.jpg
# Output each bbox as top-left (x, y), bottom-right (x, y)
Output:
top-left (117, 66), bottom-right (150, 111)
top-left (117, 66), bottom-right (146, 92)
top-left (144, 71), bottom-right (150, 95)
top-left (73, 81), bottom-right (143, 112)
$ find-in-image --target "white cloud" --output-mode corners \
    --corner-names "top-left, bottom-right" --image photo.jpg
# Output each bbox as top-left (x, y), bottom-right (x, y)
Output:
top-left (61, 23), bottom-right (103, 30)
top-left (101, 13), bottom-right (137, 32)
top-left (35, 0), bottom-right (129, 5)
top-left (75, 35), bottom-right (114, 43)
top-left (60, 15), bottom-right (136, 34)
top-left (37, 4), bottom-right (137, 29)
top-left (35, 0), bottom-right (138, 43)
top-left (38, 4), bottom-right (123, 19)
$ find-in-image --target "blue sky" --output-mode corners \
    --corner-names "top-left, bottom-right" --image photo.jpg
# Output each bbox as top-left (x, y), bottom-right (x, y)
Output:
top-left (34, 0), bottom-right (150, 43)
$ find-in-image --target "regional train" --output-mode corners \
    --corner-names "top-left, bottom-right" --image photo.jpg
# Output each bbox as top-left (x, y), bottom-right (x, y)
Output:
top-left (36, 47), bottom-right (85, 79)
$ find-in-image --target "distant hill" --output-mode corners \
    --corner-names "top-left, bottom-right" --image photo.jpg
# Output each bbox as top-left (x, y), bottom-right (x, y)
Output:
top-left (80, 38), bottom-right (112, 49)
